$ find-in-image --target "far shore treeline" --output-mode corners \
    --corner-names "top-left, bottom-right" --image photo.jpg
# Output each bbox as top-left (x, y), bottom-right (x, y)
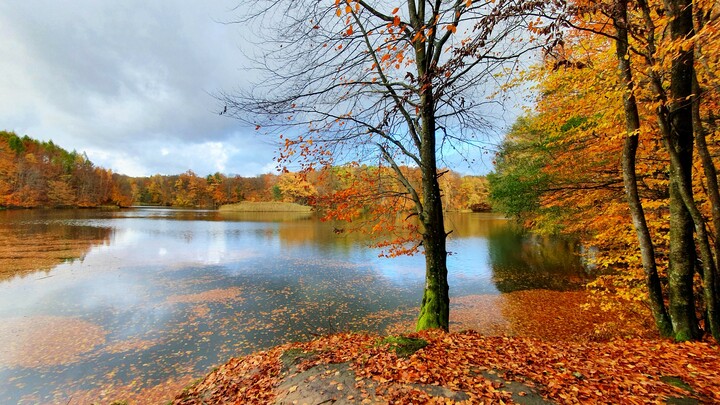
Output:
top-left (0, 131), bottom-right (491, 211)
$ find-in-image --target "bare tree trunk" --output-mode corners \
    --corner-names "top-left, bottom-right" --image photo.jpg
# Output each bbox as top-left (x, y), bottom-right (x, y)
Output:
top-left (613, 0), bottom-right (672, 336)
top-left (417, 181), bottom-right (450, 331)
top-left (416, 62), bottom-right (449, 331)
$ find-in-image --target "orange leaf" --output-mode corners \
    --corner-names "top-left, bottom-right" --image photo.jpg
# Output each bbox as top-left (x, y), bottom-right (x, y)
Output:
top-left (393, 15), bottom-right (400, 27)
top-left (392, 7), bottom-right (399, 14)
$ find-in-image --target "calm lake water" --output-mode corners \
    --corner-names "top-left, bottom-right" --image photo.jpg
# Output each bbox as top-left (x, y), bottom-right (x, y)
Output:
top-left (0, 208), bottom-right (588, 404)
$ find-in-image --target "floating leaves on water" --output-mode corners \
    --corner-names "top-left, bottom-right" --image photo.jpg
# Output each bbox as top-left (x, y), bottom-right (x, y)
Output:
top-left (166, 287), bottom-right (245, 304)
top-left (386, 290), bottom-right (655, 341)
top-left (64, 374), bottom-right (196, 405)
top-left (0, 316), bottom-right (107, 368)
top-left (102, 338), bottom-right (162, 355)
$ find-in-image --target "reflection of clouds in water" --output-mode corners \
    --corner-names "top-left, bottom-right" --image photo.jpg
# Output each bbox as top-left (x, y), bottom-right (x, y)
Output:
top-left (447, 238), bottom-right (494, 278)
top-left (371, 257), bottom-right (425, 284)
top-left (79, 220), bottom-right (262, 268)
top-left (205, 221), bottom-right (227, 265)
top-left (4, 210), bottom-right (584, 404)
top-left (76, 275), bottom-right (176, 338)
top-left (162, 249), bottom-right (261, 273)
top-left (366, 238), bottom-right (497, 292)
top-left (110, 227), bottom-right (143, 247)
top-left (78, 277), bottom-right (147, 309)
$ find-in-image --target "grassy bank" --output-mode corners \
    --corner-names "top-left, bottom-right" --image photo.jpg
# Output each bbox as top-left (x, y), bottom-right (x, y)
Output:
top-left (218, 202), bottom-right (312, 212)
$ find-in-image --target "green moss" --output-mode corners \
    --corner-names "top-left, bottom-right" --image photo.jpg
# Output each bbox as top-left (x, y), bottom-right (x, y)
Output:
top-left (182, 377), bottom-right (203, 394)
top-left (416, 312), bottom-right (443, 331)
top-left (673, 330), bottom-right (693, 342)
top-left (378, 336), bottom-right (428, 357)
top-left (416, 288), bottom-right (448, 331)
top-left (280, 348), bottom-right (317, 371)
top-left (660, 376), bottom-right (694, 393)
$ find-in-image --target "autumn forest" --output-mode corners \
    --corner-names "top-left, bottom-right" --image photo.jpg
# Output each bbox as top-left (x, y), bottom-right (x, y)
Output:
top-left (0, 130), bottom-right (490, 212)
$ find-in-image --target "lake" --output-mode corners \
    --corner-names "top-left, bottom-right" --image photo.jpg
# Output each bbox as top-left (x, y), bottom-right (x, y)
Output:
top-left (0, 208), bottom-right (589, 404)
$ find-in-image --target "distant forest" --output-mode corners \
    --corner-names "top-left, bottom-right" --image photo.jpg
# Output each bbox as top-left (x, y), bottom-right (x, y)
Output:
top-left (0, 131), bottom-right (490, 211)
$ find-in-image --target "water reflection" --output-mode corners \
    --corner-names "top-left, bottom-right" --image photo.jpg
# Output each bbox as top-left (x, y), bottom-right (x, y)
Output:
top-left (0, 208), bottom-right (588, 404)
top-left (487, 224), bottom-right (590, 292)
top-left (0, 209), bottom-right (113, 281)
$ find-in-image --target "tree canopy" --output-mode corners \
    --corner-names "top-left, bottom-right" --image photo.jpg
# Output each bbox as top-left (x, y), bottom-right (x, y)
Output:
top-left (490, 0), bottom-right (720, 341)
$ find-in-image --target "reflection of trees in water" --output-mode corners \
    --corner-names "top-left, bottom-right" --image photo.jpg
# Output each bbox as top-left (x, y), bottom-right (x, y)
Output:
top-left (496, 290), bottom-right (654, 341)
top-left (449, 290), bottom-right (654, 341)
top-left (0, 213), bottom-right (113, 280)
top-left (487, 225), bottom-right (590, 293)
top-left (444, 212), bottom-right (509, 238)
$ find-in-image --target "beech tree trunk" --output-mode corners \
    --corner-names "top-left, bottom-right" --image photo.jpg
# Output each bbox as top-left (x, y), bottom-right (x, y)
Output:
top-left (691, 34), bottom-right (720, 341)
top-left (612, 0), bottom-right (672, 336)
top-left (661, 0), bottom-right (717, 340)
top-left (668, 177), bottom-right (702, 340)
top-left (664, 0), bottom-right (701, 338)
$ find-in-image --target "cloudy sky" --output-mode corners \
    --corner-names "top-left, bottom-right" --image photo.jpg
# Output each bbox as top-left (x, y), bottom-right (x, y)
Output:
top-left (0, 0), bottom-right (281, 177)
top-left (0, 1), bottom-right (516, 178)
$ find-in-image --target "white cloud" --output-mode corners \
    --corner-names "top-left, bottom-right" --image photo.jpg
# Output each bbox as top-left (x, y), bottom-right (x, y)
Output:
top-left (0, 0), bottom-right (276, 177)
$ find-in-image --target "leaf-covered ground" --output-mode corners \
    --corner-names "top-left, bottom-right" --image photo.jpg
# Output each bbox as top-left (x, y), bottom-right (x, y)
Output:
top-left (173, 330), bottom-right (719, 404)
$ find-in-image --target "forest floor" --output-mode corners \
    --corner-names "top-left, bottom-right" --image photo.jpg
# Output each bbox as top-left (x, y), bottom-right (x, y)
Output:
top-left (172, 328), bottom-right (720, 404)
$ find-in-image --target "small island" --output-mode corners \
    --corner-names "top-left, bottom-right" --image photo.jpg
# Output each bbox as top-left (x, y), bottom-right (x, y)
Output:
top-left (218, 202), bottom-right (312, 213)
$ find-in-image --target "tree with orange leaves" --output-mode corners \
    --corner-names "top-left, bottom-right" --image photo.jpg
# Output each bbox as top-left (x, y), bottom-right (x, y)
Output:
top-left (492, 0), bottom-right (720, 341)
top-left (221, 0), bottom-right (536, 330)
